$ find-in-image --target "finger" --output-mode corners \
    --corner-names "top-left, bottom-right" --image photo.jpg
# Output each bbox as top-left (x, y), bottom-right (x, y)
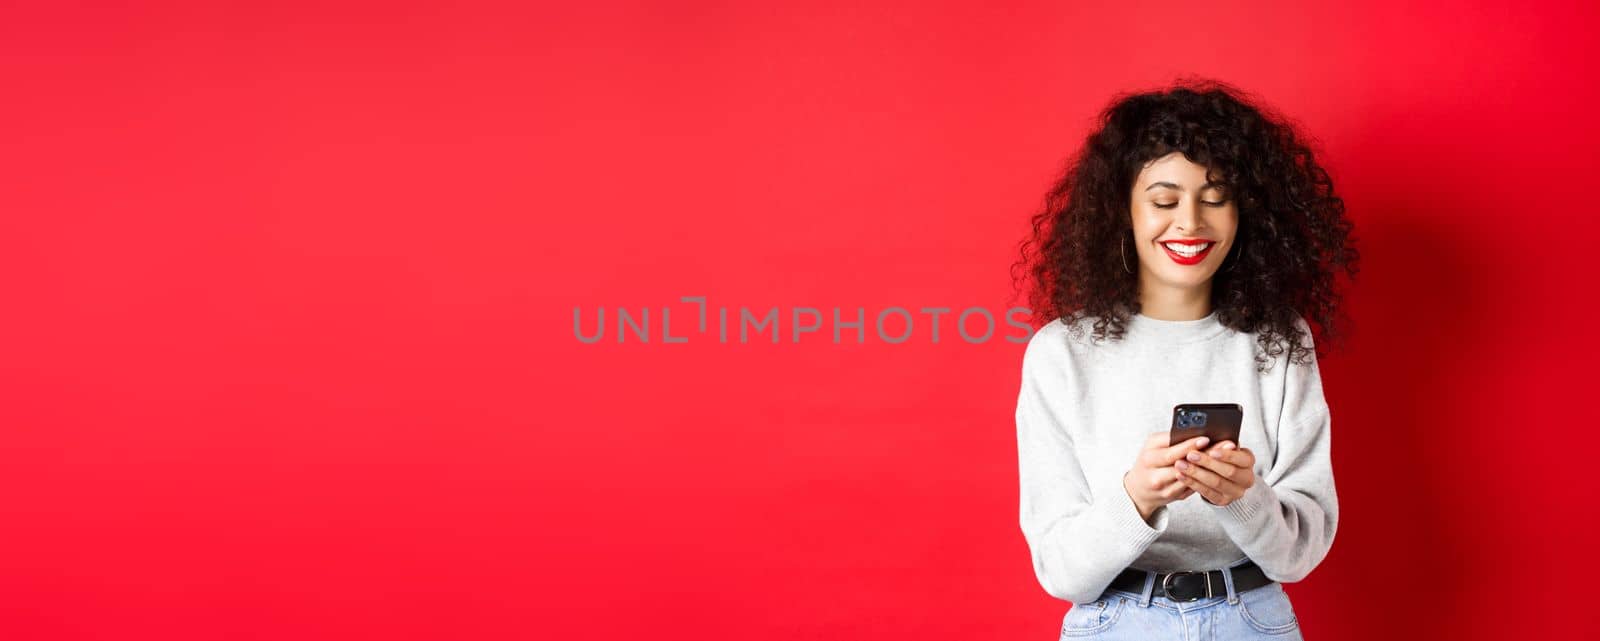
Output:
top-left (1203, 442), bottom-right (1254, 467)
top-left (1138, 432), bottom-right (1173, 466)
top-left (1140, 467), bottom-right (1184, 493)
top-left (1176, 458), bottom-right (1241, 496)
top-left (1159, 466), bottom-right (1192, 491)
top-left (1159, 477), bottom-right (1191, 499)
top-left (1178, 474), bottom-right (1228, 505)
top-left (1159, 436), bottom-right (1211, 464)
top-left (1184, 448), bottom-right (1239, 480)
top-left (1141, 437), bottom-right (1203, 466)
top-left (1211, 446), bottom-right (1254, 469)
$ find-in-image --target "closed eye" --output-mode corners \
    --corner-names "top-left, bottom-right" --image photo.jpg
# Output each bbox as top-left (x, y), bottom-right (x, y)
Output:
top-left (1154, 201), bottom-right (1228, 209)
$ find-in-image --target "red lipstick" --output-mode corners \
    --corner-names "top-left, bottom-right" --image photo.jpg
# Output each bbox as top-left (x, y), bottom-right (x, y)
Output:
top-left (1158, 239), bottom-right (1216, 266)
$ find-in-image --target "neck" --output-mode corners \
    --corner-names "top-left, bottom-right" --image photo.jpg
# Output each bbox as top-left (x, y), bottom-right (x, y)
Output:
top-left (1136, 278), bottom-right (1213, 321)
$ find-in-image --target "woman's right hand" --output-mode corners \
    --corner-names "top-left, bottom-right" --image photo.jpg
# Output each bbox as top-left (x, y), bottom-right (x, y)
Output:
top-left (1123, 432), bottom-right (1211, 523)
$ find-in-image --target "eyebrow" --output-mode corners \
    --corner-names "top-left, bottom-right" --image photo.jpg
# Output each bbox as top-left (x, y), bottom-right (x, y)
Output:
top-left (1144, 181), bottom-right (1227, 192)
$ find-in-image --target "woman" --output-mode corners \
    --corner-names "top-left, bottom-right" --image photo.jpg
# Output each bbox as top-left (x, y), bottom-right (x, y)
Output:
top-left (1010, 79), bottom-right (1358, 640)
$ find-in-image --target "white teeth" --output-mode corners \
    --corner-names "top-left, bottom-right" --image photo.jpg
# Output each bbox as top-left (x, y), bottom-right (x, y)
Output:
top-left (1162, 241), bottom-right (1211, 257)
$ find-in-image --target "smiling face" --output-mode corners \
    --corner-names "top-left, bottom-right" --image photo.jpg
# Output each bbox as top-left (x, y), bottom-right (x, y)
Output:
top-left (1128, 152), bottom-right (1239, 297)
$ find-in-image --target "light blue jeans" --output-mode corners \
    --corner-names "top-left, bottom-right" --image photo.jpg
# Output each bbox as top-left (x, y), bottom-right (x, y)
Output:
top-left (1058, 562), bottom-right (1303, 640)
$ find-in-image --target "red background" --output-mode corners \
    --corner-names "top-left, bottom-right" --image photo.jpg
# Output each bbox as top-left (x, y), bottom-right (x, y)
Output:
top-left (4, 1), bottom-right (1597, 639)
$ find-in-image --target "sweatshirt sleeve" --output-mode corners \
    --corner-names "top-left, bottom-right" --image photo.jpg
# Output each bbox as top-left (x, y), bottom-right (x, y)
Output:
top-left (1206, 317), bottom-right (1339, 583)
top-left (1016, 325), bottom-right (1169, 604)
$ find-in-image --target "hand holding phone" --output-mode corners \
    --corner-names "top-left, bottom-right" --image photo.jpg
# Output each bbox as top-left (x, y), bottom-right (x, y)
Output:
top-left (1176, 442), bottom-right (1259, 507)
top-left (1167, 403), bottom-right (1259, 507)
top-left (1122, 431), bottom-right (1209, 523)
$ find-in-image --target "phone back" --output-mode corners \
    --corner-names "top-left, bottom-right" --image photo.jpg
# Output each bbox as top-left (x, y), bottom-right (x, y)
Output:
top-left (1169, 403), bottom-right (1244, 447)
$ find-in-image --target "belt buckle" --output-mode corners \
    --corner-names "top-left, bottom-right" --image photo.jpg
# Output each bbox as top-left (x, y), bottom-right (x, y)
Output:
top-left (1161, 571), bottom-right (1211, 602)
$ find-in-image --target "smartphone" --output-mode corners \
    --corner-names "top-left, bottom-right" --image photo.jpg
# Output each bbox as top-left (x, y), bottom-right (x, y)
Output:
top-left (1169, 403), bottom-right (1244, 448)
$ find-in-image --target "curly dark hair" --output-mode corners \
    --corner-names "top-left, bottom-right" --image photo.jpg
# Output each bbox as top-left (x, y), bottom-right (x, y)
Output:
top-left (1010, 77), bottom-right (1359, 371)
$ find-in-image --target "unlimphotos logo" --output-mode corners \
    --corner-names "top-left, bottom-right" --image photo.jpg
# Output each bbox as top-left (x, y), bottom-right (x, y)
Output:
top-left (575, 296), bottom-right (1035, 345)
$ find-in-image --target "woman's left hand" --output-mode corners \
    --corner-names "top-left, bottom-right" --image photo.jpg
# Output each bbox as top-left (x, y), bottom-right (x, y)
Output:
top-left (1173, 441), bottom-right (1257, 506)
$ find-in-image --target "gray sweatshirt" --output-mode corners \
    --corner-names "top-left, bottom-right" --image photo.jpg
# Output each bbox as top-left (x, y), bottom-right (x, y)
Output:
top-left (1014, 309), bottom-right (1338, 604)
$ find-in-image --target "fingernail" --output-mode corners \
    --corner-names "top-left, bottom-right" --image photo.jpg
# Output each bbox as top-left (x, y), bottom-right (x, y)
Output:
top-left (1209, 450), bottom-right (1221, 458)
top-left (1186, 452), bottom-right (1200, 461)
top-left (1196, 437), bottom-right (1210, 447)
top-left (1175, 460), bottom-right (1188, 470)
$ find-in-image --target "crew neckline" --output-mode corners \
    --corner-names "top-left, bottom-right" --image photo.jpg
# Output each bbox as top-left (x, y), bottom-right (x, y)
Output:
top-left (1126, 308), bottom-right (1230, 344)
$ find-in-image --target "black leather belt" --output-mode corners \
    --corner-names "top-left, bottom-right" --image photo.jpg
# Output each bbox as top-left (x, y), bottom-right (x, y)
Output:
top-left (1107, 559), bottom-right (1273, 602)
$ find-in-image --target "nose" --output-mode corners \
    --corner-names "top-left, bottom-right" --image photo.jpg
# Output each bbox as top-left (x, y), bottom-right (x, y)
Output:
top-left (1174, 200), bottom-right (1204, 233)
